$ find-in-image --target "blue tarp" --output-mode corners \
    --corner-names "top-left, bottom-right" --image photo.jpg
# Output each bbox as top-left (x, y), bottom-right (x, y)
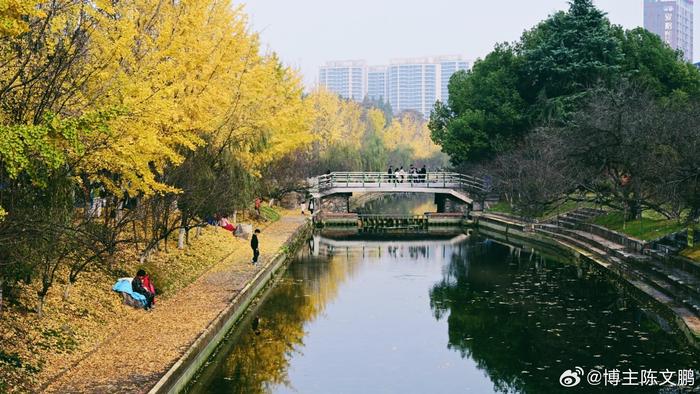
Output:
top-left (112, 278), bottom-right (146, 306)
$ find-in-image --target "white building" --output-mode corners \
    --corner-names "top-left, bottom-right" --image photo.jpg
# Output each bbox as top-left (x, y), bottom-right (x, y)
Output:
top-left (318, 56), bottom-right (470, 118)
top-left (387, 56), bottom-right (469, 119)
top-left (644, 0), bottom-right (694, 62)
top-left (366, 66), bottom-right (388, 102)
top-left (318, 60), bottom-right (366, 101)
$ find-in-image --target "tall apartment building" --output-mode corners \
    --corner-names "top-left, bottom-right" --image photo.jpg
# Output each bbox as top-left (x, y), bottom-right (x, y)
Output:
top-left (318, 56), bottom-right (469, 118)
top-left (644, 0), bottom-right (694, 62)
top-left (387, 56), bottom-right (469, 119)
top-left (318, 60), bottom-right (366, 101)
top-left (439, 57), bottom-right (470, 101)
top-left (366, 66), bottom-right (388, 102)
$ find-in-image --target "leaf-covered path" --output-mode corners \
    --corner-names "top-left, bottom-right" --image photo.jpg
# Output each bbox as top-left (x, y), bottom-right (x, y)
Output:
top-left (44, 214), bottom-right (307, 393)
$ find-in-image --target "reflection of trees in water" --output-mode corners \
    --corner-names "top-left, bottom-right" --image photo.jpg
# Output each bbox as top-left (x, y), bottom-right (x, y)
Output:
top-left (203, 257), bottom-right (355, 393)
top-left (429, 238), bottom-right (700, 393)
top-left (356, 194), bottom-right (436, 215)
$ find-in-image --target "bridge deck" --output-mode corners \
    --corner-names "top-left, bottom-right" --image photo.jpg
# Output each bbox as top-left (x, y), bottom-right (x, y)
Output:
top-left (310, 172), bottom-right (487, 204)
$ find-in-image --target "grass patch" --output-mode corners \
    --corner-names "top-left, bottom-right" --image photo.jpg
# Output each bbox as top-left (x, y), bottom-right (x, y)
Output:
top-left (487, 200), bottom-right (596, 220)
top-left (681, 245), bottom-right (700, 262)
top-left (487, 202), bottom-right (514, 215)
top-left (592, 211), bottom-right (686, 241)
top-left (260, 206), bottom-right (281, 222)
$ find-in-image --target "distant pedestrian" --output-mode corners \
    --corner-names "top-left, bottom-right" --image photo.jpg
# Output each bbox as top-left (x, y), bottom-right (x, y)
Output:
top-left (394, 167), bottom-right (400, 183)
top-left (420, 165), bottom-right (427, 183)
top-left (308, 198), bottom-right (315, 215)
top-left (251, 229), bottom-right (261, 264)
top-left (254, 197), bottom-right (262, 216)
top-left (398, 166), bottom-right (406, 183)
top-left (387, 165), bottom-right (393, 183)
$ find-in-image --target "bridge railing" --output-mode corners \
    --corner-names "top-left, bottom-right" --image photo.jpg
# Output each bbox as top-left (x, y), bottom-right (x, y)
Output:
top-left (316, 172), bottom-right (486, 195)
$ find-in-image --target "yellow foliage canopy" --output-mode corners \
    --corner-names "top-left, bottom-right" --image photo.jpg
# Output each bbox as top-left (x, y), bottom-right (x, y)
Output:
top-left (0, 0), bottom-right (312, 197)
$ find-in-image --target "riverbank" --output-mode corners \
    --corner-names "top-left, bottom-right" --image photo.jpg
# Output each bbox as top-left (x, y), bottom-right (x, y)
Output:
top-left (0, 224), bottom-right (237, 393)
top-left (39, 213), bottom-right (308, 393)
top-left (471, 212), bottom-right (700, 348)
top-left (33, 213), bottom-right (305, 393)
top-left (0, 210), bottom-right (308, 393)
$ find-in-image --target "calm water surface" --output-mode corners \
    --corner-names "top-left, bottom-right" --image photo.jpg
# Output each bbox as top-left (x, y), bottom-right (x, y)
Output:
top-left (187, 233), bottom-right (700, 393)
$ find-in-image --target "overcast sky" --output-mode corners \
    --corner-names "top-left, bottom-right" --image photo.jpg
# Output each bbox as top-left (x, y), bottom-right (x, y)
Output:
top-left (243, 0), bottom-right (696, 87)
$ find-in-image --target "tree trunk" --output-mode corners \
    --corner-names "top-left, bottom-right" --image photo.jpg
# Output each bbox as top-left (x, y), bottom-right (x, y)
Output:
top-left (196, 226), bottom-right (202, 238)
top-left (178, 227), bottom-right (186, 250)
top-left (37, 294), bottom-right (45, 318)
top-left (626, 199), bottom-right (641, 221)
top-left (63, 282), bottom-right (73, 302)
top-left (232, 210), bottom-right (237, 224)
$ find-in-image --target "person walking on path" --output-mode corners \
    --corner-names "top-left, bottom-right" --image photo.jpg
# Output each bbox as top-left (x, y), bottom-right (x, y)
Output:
top-left (251, 229), bottom-right (261, 264)
top-left (420, 164), bottom-right (427, 183)
top-left (387, 165), bottom-right (394, 184)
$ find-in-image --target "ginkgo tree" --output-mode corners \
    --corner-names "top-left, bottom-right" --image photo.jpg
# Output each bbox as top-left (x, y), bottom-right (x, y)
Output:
top-left (0, 0), bottom-right (314, 314)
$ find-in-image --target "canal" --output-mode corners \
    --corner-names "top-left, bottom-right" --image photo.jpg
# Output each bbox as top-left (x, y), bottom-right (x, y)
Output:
top-left (187, 196), bottom-right (700, 393)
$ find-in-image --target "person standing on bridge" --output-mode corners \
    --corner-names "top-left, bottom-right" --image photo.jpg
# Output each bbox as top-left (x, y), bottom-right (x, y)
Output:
top-left (420, 165), bottom-right (427, 183)
top-left (387, 165), bottom-right (394, 183)
top-left (251, 229), bottom-right (261, 265)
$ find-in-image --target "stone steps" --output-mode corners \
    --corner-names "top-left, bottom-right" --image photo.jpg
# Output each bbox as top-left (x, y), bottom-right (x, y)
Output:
top-left (538, 227), bottom-right (700, 319)
top-left (566, 212), bottom-right (594, 221)
top-left (556, 228), bottom-right (650, 263)
top-left (642, 260), bottom-right (700, 303)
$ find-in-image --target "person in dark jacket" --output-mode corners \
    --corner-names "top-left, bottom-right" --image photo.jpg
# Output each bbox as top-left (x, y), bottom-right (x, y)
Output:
top-left (251, 229), bottom-right (261, 264)
top-left (132, 269), bottom-right (154, 310)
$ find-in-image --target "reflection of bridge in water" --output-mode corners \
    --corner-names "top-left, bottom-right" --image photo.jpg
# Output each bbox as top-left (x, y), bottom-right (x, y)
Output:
top-left (308, 233), bottom-right (470, 259)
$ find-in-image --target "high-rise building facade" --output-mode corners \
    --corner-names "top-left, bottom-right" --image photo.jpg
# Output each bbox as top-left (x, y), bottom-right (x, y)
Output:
top-left (387, 58), bottom-right (437, 118)
top-left (366, 66), bottom-right (388, 102)
top-left (387, 56), bottom-right (469, 118)
top-left (318, 56), bottom-right (469, 118)
top-left (644, 0), bottom-right (694, 62)
top-left (318, 60), bottom-right (366, 101)
top-left (439, 57), bottom-right (470, 102)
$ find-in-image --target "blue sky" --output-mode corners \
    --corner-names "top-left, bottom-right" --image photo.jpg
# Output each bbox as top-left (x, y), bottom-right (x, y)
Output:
top-left (243, 1), bottom-right (693, 87)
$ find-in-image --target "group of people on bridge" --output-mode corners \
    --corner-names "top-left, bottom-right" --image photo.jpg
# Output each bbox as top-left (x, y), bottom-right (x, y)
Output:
top-left (387, 164), bottom-right (428, 183)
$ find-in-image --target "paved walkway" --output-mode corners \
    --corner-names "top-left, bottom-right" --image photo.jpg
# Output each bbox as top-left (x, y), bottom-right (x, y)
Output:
top-left (44, 214), bottom-right (307, 393)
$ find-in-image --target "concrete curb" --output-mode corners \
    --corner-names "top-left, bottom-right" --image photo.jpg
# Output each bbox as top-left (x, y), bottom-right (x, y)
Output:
top-left (147, 221), bottom-right (312, 394)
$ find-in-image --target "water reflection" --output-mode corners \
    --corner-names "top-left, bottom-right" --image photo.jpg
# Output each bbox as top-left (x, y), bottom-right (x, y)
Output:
top-left (354, 193), bottom-right (436, 215)
top-left (430, 237), bottom-right (700, 393)
top-left (187, 251), bottom-right (353, 394)
top-left (188, 234), bottom-right (700, 394)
